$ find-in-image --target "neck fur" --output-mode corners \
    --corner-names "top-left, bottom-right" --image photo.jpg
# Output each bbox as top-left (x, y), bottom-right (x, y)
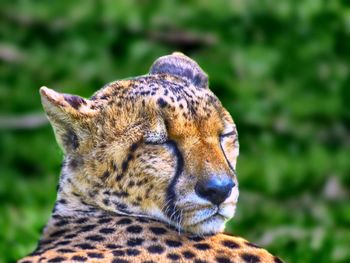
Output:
top-left (51, 156), bottom-right (159, 220)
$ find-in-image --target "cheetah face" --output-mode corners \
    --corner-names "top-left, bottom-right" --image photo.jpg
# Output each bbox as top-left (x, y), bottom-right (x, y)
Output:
top-left (41, 53), bottom-right (239, 235)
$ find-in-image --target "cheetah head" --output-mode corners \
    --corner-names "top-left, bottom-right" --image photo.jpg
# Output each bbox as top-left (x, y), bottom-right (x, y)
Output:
top-left (41, 53), bottom-right (239, 235)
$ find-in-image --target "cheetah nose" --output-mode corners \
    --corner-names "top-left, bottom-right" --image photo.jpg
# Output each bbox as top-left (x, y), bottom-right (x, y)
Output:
top-left (195, 176), bottom-right (235, 206)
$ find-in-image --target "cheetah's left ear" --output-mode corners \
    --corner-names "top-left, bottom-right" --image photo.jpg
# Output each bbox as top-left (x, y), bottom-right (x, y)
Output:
top-left (149, 52), bottom-right (209, 89)
top-left (40, 87), bottom-right (96, 153)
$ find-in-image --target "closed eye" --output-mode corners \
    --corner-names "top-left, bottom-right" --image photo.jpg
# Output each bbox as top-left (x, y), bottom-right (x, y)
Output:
top-left (221, 131), bottom-right (236, 137)
top-left (144, 140), bottom-right (167, 145)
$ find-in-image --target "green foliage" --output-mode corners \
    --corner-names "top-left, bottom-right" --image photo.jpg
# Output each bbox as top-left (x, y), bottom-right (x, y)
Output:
top-left (0, 1), bottom-right (349, 262)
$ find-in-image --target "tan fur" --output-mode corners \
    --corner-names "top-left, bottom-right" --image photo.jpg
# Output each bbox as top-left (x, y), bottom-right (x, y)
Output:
top-left (19, 53), bottom-right (283, 263)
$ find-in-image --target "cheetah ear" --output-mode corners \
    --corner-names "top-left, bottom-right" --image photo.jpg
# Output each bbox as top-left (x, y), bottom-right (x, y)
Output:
top-left (40, 86), bottom-right (95, 153)
top-left (149, 52), bottom-right (209, 89)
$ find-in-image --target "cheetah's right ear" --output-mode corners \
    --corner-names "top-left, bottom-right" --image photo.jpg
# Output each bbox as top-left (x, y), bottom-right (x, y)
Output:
top-left (40, 87), bottom-right (96, 153)
top-left (150, 52), bottom-right (209, 89)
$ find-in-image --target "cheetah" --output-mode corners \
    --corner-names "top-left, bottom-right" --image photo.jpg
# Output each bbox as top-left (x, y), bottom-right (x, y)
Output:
top-left (19, 53), bottom-right (283, 263)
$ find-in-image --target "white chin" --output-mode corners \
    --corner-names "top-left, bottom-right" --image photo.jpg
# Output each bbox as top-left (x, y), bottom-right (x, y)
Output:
top-left (219, 203), bottom-right (237, 219)
top-left (182, 203), bottom-right (237, 235)
top-left (184, 214), bottom-right (227, 235)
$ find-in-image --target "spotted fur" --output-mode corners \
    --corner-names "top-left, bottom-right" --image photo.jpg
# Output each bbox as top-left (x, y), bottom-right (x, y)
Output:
top-left (19, 53), bottom-right (283, 262)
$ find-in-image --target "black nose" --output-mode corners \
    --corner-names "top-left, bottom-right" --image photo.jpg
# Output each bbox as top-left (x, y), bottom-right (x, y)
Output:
top-left (195, 176), bottom-right (235, 205)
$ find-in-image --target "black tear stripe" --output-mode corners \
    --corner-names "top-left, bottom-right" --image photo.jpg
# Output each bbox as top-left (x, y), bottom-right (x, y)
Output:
top-left (219, 137), bottom-right (237, 174)
top-left (164, 140), bottom-right (184, 221)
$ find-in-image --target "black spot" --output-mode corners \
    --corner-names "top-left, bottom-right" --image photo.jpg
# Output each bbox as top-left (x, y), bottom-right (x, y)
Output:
top-left (127, 238), bottom-right (144, 247)
top-left (55, 240), bottom-right (70, 246)
top-left (121, 154), bottom-right (133, 172)
top-left (103, 198), bottom-right (110, 206)
top-left (63, 234), bottom-right (77, 239)
top-left (112, 250), bottom-right (125, 256)
top-left (98, 217), bottom-right (112, 224)
top-left (127, 154), bottom-right (134, 162)
top-left (99, 228), bottom-right (115, 234)
top-left (49, 229), bottom-right (67, 238)
top-left (74, 243), bottom-right (95, 250)
top-left (193, 243), bottom-right (211, 250)
top-left (216, 257), bottom-right (232, 263)
top-left (68, 157), bottom-right (84, 170)
top-left (112, 259), bottom-right (129, 263)
top-left (21, 261), bottom-right (33, 263)
top-left (58, 199), bottom-right (67, 204)
top-left (75, 217), bottom-right (88, 224)
top-left (241, 253), bottom-right (260, 263)
top-left (130, 143), bottom-right (138, 152)
top-left (52, 214), bottom-right (63, 219)
top-left (101, 170), bottom-right (110, 181)
top-left (72, 192), bottom-right (81, 198)
top-left (113, 191), bottom-right (129, 198)
top-left (56, 248), bottom-right (75, 253)
top-left (29, 249), bottom-right (43, 256)
top-left (274, 257), bottom-right (284, 263)
top-left (165, 239), bottom-right (182, 247)
top-left (112, 162), bottom-right (117, 171)
top-left (106, 244), bottom-right (122, 249)
top-left (194, 260), bottom-right (207, 263)
top-left (55, 220), bottom-right (69, 227)
top-left (87, 252), bottom-right (104, 259)
top-left (62, 129), bottom-right (79, 150)
top-left (71, 255), bottom-right (87, 262)
top-left (182, 250), bottom-right (195, 259)
top-left (126, 248), bottom-right (141, 256)
top-left (89, 204), bottom-right (99, 211)
top-left (48, 257), bottom-right (67, 263)
top-left (116, 174), bottom-right (124, 181)
top-left (245, 242), bottom-right (261, 248)
top-left (79, 224), bottom-right (96, 232)
top-left (222, 240), bottom-right (240, 249)
top-left (147, 245), bottom-right (165, 254)
top-left (89, 190), bottom-right (98, 199)
top-left (157, 97), bottom-right (168, 108)
top-left (149, 227), bottom-right (167, 235)
top-left (167, 253), bottom-right (181, 260)
top-left (99, 95), bottom-right (109, 100)
top-left (142, 261), bottom-right (156, 263)
top-left (63, 94), bottom-right (86, 110)
top-left (38, 239), bottom-right (54, 246)
top-left (115, 202), bottom-right (128, 211)
top-left (85, 234), bottom-right (105, 242)
top-left (135, 217), bottom-right (148, 223)
top-left (126, 225), bottom-right (143, 234)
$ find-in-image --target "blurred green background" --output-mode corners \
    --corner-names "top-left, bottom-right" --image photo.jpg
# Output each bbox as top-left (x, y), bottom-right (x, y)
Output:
top-left (1, 0), bottom-right (349, 262)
